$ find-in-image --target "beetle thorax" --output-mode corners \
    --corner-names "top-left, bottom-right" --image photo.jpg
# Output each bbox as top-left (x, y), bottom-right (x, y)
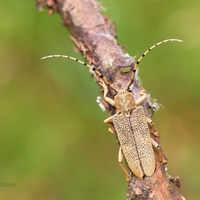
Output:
top-left (114, 89), bottom-right (136, 115)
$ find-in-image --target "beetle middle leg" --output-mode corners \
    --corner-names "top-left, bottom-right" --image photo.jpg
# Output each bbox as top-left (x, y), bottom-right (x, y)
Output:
top-left (104, 115), bottom-right (115, 134)
top-left (104, 115), bottom-right (118, 135)
top-left (146, 117), bottom-right (160, 137)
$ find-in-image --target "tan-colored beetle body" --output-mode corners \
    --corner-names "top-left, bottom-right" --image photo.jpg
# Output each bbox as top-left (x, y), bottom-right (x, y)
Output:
top-left (105, 89), bottom-right (155, 179)
top-left (41, 39), bottom-right (182, 181)
top-left (101, 82), bottom-right (157, 180)
top-left (113, 106), bottom-right (155, 179)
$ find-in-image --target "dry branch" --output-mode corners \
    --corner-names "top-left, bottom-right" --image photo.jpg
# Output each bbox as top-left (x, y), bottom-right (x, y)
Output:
top-left (36, 0), bottom-right (183, 199)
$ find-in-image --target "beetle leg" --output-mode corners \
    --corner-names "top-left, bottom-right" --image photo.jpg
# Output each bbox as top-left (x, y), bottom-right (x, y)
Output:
top-left (118, 146), bottom-right (130, 182)
top-left (136, 90), bottom-right (160, 137)
top-left (146, 117), bottom-right (160, 137)
top-left (151, 138), bottom-right (161, 161)
top-left (104, 115), bottom-right (115, 134)
top-left (108, 127), bottom-right (114, 134)
top-left (99, 80), bottom-right (116, 107)
top-left (151, 138), bottom-right (168, 164)
top-left (135, 90), bottom-right (148, 105)
top-left (104, 115), bottom-right (114, 124)
top-left (151, 138), bottom-right (159, 149)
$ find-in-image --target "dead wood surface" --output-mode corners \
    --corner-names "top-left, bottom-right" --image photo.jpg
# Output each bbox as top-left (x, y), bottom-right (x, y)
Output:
top-left (36, 0), bottom-right (183, 199)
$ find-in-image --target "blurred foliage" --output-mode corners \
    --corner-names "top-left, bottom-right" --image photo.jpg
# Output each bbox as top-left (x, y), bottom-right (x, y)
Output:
top-left (0, 0), bottom-right (200, 199)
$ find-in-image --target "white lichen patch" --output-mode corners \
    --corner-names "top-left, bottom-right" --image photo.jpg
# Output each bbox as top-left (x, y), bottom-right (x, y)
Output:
top-left (96, 96), bottom-right (106, 111)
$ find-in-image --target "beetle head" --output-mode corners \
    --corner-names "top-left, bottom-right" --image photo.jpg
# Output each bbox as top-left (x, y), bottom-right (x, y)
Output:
top-left (114, 89), bottom-right (136, 115)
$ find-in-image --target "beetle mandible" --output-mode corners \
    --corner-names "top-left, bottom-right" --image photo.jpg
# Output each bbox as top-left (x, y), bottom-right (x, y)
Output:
top-left (41, 39), bottom-right (182, 181)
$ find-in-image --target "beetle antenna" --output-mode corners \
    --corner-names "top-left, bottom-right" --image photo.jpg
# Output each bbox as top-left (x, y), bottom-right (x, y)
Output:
top-left (127, 38), bottom-right (183, 88)
top-left (41, 55), bottom-right (117, 92)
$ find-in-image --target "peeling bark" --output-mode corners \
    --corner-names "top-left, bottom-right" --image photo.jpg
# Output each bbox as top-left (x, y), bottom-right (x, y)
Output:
top-left (36, 0), bottom-right (184, 199)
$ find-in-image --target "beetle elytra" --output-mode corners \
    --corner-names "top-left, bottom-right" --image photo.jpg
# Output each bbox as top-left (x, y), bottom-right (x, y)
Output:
top-left (41, 39), bottom-right (182, 181)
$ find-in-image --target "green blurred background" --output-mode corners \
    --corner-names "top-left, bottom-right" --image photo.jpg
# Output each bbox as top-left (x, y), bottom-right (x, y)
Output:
top-left (0, 0), bottom-right (200, 199)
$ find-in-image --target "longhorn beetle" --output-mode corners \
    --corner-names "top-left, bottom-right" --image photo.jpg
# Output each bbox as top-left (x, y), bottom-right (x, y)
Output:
top-left (41, 39), bottom-right (182, 181)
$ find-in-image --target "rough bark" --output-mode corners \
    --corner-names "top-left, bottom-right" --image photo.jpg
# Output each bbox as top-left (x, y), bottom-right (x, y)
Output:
top-left (36, 0), bottom-right (184, 199)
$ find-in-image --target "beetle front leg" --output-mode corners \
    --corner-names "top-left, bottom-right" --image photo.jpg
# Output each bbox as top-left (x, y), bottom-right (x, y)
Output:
top-left (118, 146), bottom-right (130, 182)
top-left (99, 80), bottom-right (116, 107)
top-left (135, 90), bottom-right (148, 105)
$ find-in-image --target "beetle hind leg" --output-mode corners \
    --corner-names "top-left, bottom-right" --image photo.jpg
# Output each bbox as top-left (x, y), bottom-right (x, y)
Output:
top-left (118, 146), bottom-right (130, 182)
top-left (151, 138), bottom-right (168, 164)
